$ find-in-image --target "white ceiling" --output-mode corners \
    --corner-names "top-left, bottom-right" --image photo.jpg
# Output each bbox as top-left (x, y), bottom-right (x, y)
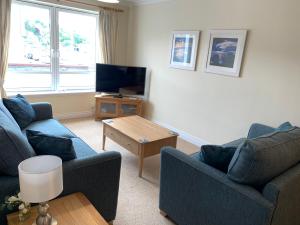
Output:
top-left (122, 0), bottom-right (171, 5)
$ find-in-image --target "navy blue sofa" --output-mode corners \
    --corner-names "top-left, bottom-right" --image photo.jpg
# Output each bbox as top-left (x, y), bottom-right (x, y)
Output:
top-left (0, 101), bottom-right (121, 225)
top-left (160, 133), bottom-right (300, 225)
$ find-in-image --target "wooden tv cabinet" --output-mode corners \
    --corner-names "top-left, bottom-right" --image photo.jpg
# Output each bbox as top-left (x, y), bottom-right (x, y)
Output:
top-left (95, 94), bottom-right (143, 120)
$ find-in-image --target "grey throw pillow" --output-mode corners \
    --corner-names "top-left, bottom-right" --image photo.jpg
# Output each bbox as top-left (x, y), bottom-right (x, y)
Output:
top-left (228, 127), bottom-right (300, 186)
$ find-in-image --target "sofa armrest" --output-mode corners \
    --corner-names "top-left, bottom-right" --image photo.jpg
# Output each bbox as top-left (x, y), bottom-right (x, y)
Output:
top-left (263, 163), bottom-right (300, 225)
top-left (62, 151), bottom-right (121, 222)
top-left (160, 147), bottom-right (274, 225)
top-left (31, 102), bottom-right (53, 121)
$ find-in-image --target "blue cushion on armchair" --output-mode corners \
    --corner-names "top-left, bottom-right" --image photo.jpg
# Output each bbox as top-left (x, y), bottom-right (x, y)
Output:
top-left (247, 122), bottom-right (293, 139)
top-left (193, 145), bottom-right (237, 172)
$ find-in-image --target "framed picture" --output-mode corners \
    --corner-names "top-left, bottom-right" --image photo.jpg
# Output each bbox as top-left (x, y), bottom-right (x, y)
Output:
top-left (205, 30), bottom-right (247, 77)
top-left (170, 31), bottom-right (200, 71)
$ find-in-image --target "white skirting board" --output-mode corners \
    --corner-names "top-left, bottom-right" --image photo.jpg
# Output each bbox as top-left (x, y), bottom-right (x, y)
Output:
top-left (154, 120), bottom-right (209, 147)
top-left (55, 112), bottom-right (208, 147)
top-left (55, 111), bottom-right (94, 120)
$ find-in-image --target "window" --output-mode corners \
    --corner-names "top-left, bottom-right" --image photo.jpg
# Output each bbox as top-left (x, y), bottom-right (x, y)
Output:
top-left (6, 1), bottom-right (98, 93)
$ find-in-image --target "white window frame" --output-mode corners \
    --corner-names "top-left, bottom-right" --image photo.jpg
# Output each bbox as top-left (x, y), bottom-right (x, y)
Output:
top-left (7, 0), bottom-right (99, 95)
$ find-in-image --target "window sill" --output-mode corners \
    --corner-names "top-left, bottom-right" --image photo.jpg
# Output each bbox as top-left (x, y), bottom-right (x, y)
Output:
top-left (7, 89), bottom-right (96, 97)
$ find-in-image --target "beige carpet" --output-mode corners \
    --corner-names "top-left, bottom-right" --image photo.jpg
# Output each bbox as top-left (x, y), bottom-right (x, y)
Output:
top-left (62, 118), bottom-right (199, 225)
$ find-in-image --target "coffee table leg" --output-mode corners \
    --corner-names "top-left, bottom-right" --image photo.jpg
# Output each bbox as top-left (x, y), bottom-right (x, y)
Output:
top-left (139, 146), bottom-right (145, 177)
top-left (102, 125), bottom-right (106, 150)
top-left (102, 135), bottom-right (106, 150)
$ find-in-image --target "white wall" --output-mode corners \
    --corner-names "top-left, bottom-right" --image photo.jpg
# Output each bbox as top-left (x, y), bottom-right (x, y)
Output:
top-left (27, 92), bottom-right (95, 119)
top-left (127, 0), bottom-right (300, 144)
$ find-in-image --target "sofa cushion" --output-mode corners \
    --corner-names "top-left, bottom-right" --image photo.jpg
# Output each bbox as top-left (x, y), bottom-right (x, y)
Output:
top-left (23, 119), bottom-right (76, 138)
top-left (3, 94), bottom-right (36, 129)
top-left (190, 138), bottom-right (245, 172)
top-left (222, 138), bottom-right (246, 148)
top-left (228, 127), bottom-right (300, 186)
top-left (0, 101), bottom-right (19, 128)
top-left (71, 138), bottom-right (97, 159)
top-left (193, 145), bottom-right (237, 172)
top-left (26, 130), bottom-right (76, 161)
top-left (247, 122), bottom-right (293, 139)
top-left (0, 109), bottom-right (35, 176)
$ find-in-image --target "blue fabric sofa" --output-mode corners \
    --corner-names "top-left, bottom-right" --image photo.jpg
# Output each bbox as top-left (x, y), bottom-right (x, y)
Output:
top-left (160, 129), bottom-right (300, 225)
top-left (0, 101), bottom-right (121, 224)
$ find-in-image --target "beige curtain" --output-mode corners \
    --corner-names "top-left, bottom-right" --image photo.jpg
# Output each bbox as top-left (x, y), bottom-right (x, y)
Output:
top-left (99, 10), bottom-right (119, 64)
top-left (0, 0), bottom-right (12, 98)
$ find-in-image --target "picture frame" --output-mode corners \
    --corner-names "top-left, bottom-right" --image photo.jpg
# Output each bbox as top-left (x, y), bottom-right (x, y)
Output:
top-left (169, 31), bottom-right (200, 71)
top-left (205, 30), bottom-right (247, 77)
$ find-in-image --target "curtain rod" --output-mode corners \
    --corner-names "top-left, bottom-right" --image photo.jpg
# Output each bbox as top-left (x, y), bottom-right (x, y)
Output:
top-left (57, 0), bottom-right (124, 12)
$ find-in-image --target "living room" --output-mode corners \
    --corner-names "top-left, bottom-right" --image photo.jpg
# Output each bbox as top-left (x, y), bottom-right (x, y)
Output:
top-left (1, 0), bottom-right (300, 225)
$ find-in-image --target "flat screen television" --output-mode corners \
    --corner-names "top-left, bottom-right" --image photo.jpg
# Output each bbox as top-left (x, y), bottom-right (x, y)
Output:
top-left (96, 64), bottom-right (147, 97)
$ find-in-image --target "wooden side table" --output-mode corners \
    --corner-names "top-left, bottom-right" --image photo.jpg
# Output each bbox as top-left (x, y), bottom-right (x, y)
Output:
top-left (7, 193), bottom-right (109, 225)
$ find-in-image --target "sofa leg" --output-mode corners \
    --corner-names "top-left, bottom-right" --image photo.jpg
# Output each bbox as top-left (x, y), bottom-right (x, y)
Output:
top-left (160, 210), bottom-right (168, 217)
top-left (108, 221), bottom-right (114, 225)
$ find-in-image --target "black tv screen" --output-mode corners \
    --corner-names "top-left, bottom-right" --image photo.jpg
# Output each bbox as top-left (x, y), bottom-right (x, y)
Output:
top-left (96, 64), bottom-right (147, 96)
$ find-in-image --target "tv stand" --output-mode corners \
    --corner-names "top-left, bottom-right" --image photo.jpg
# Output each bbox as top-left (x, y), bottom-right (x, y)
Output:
top-left (112, 93), bottom-right (124, 98)
top-left (98, 93), bottom-right (124, 98)
top-left (95, 94), bottom-right (143, 120)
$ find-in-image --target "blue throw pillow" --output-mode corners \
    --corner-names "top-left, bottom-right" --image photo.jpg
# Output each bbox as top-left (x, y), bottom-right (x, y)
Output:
top-left (198, 145), bottom-right (237, 172)
top-left (0, 100), bottom-right (36, 176)
top-left (247, 122), bottom-right (293, 139)
top-left (3, 94), bottom-right (36, 129)
top-left (26, 130), bottom-right (76, 161)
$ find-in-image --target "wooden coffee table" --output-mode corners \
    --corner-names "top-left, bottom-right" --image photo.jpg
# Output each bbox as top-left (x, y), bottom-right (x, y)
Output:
top-left (102, 116), bottom-right (178, 177)
top-left (7, 193), bottom-right (109, 225)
